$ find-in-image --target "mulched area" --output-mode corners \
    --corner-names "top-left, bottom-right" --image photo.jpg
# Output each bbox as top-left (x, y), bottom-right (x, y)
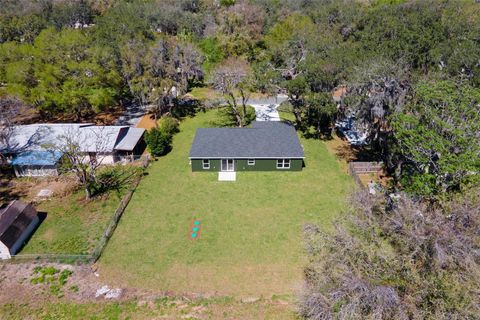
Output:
top-left (135, 114), bottom-right (157, 130)
top-left (0, 174), bottom-right (77, 203)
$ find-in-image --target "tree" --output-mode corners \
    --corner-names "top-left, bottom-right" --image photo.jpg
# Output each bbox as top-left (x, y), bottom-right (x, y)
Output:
top-left (55, 127), bottom-right (113, 200)
top-left (284, 77), bottom-right (337, 137)
top-left (301, 190), bottom-right (480, 319)
top-left (49, 0), bottom-right (94, 30)
top-left (265, 14), bottom-right (316, 80)
top-left (215, 0), bottom-right (266, 59)
top-left (158, 116), bottom-right (179, 136)
top-left (120, 37), bottom-right (203, 119)
top-left (345, 58), bottom-right (410, 160)
top-left (285, 75), bottom-right (308, 126)
top-left (304, 92), bottom-right (337, 138)
top-left (32, 28), bottom-right (122, 119)
top-left (144, 128), bottom-right (172, 157)
top-left (391, 79), bottom-right (480, 198)
top-left (358, 1), bottom-right (445, 73)
top-left (0, 13), bottom-right (47, 44)
top-left (0, 27), bottom-right (122, 120)
top-left (0, 97), bottom-right (22, 160)
top-left (211, 57), bottom-right (253, 127)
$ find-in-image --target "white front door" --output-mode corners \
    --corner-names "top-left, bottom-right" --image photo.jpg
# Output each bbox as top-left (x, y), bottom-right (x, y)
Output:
top-left (221, 159), bottom-right (235, 172)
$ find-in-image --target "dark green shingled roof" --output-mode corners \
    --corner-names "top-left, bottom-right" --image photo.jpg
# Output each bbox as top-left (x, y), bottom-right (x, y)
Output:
top-left (189, 122), bottom-right (304, 159)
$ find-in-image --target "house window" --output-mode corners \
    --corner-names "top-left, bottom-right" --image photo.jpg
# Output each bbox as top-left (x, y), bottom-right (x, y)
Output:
top-left (276, 159), bottom-right (291, 169)
top-left (202, 159), bottom-right (210, 169)
top-left (247, 159), bottom-right (255, 165)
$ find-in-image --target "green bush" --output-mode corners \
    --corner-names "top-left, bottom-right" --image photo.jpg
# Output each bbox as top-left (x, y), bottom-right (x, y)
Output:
top-left (158, 116), bottom-right (180, 136)
top-left (145, 128), bottom-right (172, 157)
top-left (30, 266), bottom-right (73, 297)
top-left (277, 101), bottom-right (293, 113)
top-left (220, 0), bottom-right (235, 6)
top-left (59, 270), bottom-right (73, 286)
top-left (244, 106), bottom-right (256, 126)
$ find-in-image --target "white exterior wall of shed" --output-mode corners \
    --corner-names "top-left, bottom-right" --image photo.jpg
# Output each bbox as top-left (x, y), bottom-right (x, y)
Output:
top-left (0, 242), bottom-right (11, 259)
top-left (9, 215), bottom-right (40, 256)
top-left (14, 165), bottom-right (59, 177)
top-left (11, 150), bottom-right (142, 178)
top-left (13, 154), bottom-right (117, 178)
top-left (83, 154), bottom-right (116, 165)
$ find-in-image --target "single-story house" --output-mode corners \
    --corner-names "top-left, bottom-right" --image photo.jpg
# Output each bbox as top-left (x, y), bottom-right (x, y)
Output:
top-left (0, 200), bottom-right (39, 259)
top-left (189, 121), bottom-right (304, 172)
top-left (0, 123), bottom-right (146, 177)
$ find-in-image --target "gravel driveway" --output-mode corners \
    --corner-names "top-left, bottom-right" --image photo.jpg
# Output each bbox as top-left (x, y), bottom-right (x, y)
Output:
top-left (249, 95), bottom-right (288, 122)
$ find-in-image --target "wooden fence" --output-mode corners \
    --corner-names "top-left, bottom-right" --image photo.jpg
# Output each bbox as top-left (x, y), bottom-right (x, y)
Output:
top-left (348, 161), bottom-right (384, 189)
top-left (349, 162), bottom-right (383, 173)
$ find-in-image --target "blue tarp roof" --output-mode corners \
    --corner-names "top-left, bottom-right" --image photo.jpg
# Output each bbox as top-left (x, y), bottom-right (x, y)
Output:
top-left (11, 151), bottom-right (64, 166)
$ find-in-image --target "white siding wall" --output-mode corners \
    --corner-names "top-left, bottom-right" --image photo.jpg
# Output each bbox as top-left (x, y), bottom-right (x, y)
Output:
top-left (97, 155), bottom-right (115, 165)
top-left (0, 242), bottom-right (11, 260)
top-left (14, 166), bottom-right (59, 177)
top-left (14, 153), bottom-right (119, 178)
top-left (83, 154), bottom-right (116, 165)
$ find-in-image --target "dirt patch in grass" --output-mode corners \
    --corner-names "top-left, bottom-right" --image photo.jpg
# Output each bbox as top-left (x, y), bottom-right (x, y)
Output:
top-left (0, 174), bottom-right (78, 203)
top-left (0, 262), bottom-right (296, 319)
top-left (0, 263), bottom-right (93, 306)
top-left (357, 171), bottom-right (392, 188)
top-left (136, 114), bottom-right (158, 130)
top-left (323, 134), bottom-right (358, 172)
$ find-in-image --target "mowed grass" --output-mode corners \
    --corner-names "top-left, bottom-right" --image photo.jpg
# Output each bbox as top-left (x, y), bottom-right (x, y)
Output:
top-left (98, 110), bottom-right (353, 297)
top-left (20, 190), bottom-right (120, 255)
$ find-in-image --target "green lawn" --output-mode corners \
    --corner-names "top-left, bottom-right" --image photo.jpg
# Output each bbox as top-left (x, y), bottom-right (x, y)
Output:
top-left (0, 298), bottom-right (296, 320)
top-left (98, 110), bottom-right (352, 297)
top-left (20, 191), bottom-right (120, 254)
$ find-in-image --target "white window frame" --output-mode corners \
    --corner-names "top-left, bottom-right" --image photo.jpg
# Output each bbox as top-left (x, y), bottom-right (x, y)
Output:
top-left (202, 159), bottom-right (210, 169)
top-left (247, 159), bottom-right (255, 165)
top-left (276, 159), bottom-right (291, 169)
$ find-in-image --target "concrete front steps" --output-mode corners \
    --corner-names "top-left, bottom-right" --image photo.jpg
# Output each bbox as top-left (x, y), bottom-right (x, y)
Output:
top-left (218, 172), bottom-right (236, 181)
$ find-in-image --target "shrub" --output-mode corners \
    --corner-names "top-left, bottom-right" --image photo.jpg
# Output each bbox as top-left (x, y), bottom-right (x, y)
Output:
top-left (244, 106), bottom-right (256, 126)
top-left (158, 116), bottom-right (180, 136)
top-left (277, 101), bottom-right (293, 113)
top-left (59, 270), bottom-right (73, 286)
top-left (301, 191), bottom-right (480, 319)
top-left (91, 165), bottom-right (142, 196)
top-left (145, 128), bottom-right (172, 157)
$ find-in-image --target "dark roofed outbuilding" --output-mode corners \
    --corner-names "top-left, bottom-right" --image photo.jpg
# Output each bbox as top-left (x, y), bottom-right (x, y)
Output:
top-left (0, 200), bottom-right (39, 259)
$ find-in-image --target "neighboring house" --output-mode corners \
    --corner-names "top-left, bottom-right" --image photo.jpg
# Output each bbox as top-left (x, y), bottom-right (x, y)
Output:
top-left (0, 123), bottom-right (146, 177)
top-left (189, 121), bottom-right (304, 172)
top-left (0, 200), bottom-right (39, 259)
